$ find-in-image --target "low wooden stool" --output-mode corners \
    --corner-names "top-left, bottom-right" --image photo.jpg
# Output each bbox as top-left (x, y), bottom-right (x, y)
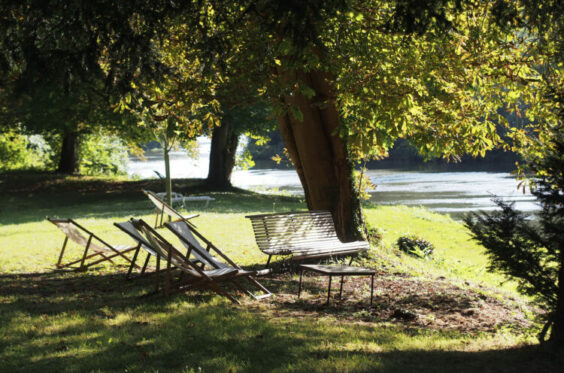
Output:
top-left (298, 264), bottom-right (376, 305)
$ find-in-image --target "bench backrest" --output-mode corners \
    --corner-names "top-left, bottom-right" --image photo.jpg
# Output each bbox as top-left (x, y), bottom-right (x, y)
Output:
top-left (246, 211), bottom-right (339, 250)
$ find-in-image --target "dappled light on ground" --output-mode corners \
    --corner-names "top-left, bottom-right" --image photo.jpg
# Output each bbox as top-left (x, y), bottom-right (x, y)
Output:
top-left (256, 271), bottom-right (536, 334)
top-left (1, 176), bottom-right (562, 371)
top-left (0, 269), bottom-right (560, 372)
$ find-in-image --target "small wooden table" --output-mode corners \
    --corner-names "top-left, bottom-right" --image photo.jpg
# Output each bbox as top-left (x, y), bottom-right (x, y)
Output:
top-left (298, 264), bottom-right (376, 305)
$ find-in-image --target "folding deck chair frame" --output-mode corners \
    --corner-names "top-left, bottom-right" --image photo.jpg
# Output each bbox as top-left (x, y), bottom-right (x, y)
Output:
top-left (48, 218), bottom-right (140, 271)
top-left (143, 190), bottom-right (199, 228)
top-left (116, 218), bottom-right (270, 303)
top-left (165, 220), bottom-right (272, 301)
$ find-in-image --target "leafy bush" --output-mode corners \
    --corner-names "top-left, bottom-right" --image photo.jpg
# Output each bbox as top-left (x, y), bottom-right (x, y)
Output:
top-left (354, 168), bottom-right (377, 200)
top-left (366, 225), bottom-right (383, 246)
top-left (0, 129), bottom-right (57, 171)
top-left (397, 235), bottom-right (434, 259)
top-left (79, 132), bottom-right (128, 176)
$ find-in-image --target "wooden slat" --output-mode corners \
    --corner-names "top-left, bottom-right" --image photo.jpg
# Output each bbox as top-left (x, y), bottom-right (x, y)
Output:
top-left (246, 210), bottom-right (369, 260)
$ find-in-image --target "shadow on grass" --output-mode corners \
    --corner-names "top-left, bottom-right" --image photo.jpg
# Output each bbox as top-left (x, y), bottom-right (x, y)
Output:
top-left (0, 270), bottom-right (563, 372)
top-left (0, 175), bottom-right (304, 225)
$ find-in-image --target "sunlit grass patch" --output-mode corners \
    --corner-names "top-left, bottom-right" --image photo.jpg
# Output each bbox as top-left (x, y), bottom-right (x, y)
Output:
top-left (0, 181), bottom-right (561, 372)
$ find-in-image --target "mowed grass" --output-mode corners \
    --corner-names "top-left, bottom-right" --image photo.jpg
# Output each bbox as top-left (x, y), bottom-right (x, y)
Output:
top-left (363, 205), bottom-right (514, 291)
top-left (0, 177), bottom-right (562, 372)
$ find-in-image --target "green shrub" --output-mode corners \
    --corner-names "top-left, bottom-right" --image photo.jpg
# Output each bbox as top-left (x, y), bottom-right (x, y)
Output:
top-left (397, 234), bottom-right (434, 259)
top-left (366, 225), bottom-right (383, 246)
top-left (79, 132), bottom-right (128, 176)
top-left (0, 129), bottom-right (56, 171)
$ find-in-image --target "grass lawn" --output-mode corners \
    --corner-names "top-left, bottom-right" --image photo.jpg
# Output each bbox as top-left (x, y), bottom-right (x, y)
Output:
top-left (0, 174), bottom-right (562, 372)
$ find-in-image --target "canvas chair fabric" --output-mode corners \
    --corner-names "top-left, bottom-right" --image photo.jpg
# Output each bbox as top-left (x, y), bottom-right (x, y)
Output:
top-left (165, 220), bottom-right (272, 297)
top-left (115, 218), bottom-right (270, 303)
top-left (165, 221), bottom-right (232, 270)
top-left (48, 218), bottom-right (138, 271)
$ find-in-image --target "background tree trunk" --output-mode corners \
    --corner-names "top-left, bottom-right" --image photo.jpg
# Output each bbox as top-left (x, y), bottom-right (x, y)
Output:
top-left (277, 69), bottom-right (365, 242)
top-left (206, 116), bottom-right (239, 189)
top-left (57, 129), bottom-right (80, 174)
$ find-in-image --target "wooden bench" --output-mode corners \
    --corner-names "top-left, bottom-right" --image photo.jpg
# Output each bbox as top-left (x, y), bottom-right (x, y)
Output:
top-left (246, 211), bottom-right (370, 266)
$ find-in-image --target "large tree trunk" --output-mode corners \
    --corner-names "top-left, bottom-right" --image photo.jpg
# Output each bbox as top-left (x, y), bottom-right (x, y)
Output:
top-left (277, 69), bottom-right (365, 242)
top-left (57, 129), bottom-right (79, 174)
top-left (206, 115), bottom-right (239, 189)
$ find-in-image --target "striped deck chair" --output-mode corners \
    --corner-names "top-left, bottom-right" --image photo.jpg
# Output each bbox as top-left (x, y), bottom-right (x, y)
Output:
top-left (116, 218), bottom-right (270, 303)
top-left (143, 190), bottom-right (199, 228)
top-left (114, 220), bottom-right (205, 281)
top-left (165, 220), bottom-right (272, 300)
top-left (48, 218), bottom-right (139, 271)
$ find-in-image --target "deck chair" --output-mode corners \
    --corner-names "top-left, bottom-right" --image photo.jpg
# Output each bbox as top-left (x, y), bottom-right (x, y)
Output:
top-left (116, 218), bottom-right (270, 303)
top-left (143, 190), bottom-right (199, 228)
top-left (114, 220), bottom-right (208, 281)
top-left (48, 218), bottom-right (140, 271)
top-left (114, 220), bottom-right (162, 280)
top-left (165, 220), bottom-right (272, 300)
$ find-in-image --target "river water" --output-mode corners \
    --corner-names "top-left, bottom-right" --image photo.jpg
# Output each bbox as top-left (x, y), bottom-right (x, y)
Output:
top-left (128, 140), bottom-right (537, 217)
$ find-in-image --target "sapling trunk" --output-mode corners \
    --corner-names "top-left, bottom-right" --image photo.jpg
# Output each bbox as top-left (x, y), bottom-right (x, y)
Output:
top-left (164, 146), bottom-right (172, 210)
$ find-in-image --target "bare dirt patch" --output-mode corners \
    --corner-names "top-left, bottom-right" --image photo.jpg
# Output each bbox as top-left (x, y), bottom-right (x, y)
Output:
top-left (252, 270), bottom-right (537, 334)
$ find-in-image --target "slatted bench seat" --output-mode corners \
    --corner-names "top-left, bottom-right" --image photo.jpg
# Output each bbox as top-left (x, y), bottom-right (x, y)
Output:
top-left (246, 211), bottom-right (370, 266)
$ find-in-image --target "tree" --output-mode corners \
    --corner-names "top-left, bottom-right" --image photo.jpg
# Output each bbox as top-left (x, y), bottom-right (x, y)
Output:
top-left (464, 125), bottom-right (564, 345)
top-left (206, 102), bottom-right (276, 189)
top-left (1, 0), bottom-right (557, 241)
top-left (217, 0), bottom-right (546, 240)
top-left (122, 24), bottom-right (220, 205)
top-left (463, 0), bottom-right (564, 347)
top-left (0, 0), bottom-right (179, 174)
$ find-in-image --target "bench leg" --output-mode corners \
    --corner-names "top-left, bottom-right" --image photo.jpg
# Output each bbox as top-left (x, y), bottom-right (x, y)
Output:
top-left (266, 255), bottom-right (272, 268)
top-left (339, 275), bottom-right (344, 299)
top-left (327, 276), bottom-right (332, 305)
top-left (348, 256), bottom-right (354, 266)
top-left (298, 269), bottom-right (303, 298)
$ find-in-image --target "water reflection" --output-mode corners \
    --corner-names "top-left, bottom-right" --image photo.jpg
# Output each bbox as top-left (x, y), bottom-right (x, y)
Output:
top-left (128, 146), bottom-right (537, 217)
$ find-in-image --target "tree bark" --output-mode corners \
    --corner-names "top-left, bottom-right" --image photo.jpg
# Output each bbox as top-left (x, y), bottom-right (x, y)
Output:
top-left (206, 115), bottom-right (239, 189)
top-left (57, 128), bottom-right (80, 174)
top-left (276, 68), bottom-right (365, 242)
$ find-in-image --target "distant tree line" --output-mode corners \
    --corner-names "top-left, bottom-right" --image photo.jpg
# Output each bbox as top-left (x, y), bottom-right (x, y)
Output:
top-left (247, 131), bottom-right (520, 171)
